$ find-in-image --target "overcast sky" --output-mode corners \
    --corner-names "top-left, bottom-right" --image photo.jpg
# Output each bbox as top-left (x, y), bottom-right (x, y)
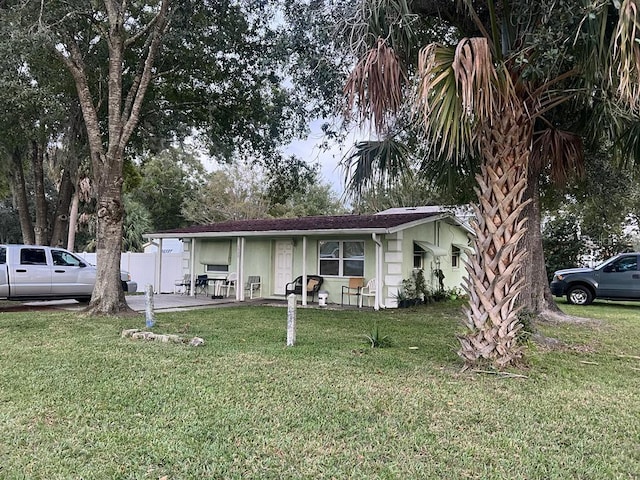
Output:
top-left (285, 119), bottom-right (367, 197)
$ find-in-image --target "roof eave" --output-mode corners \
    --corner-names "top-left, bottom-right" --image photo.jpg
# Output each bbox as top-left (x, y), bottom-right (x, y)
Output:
top-left (143, 228), bottom-right (392, 239)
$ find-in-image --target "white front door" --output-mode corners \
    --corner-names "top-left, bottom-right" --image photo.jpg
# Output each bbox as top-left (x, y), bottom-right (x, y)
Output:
top-left (274, 240), bottom-right (293, 295)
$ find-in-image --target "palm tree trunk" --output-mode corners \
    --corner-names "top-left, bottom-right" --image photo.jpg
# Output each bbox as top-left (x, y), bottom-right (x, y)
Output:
top-left (458, 103), bottom-right (532, 368)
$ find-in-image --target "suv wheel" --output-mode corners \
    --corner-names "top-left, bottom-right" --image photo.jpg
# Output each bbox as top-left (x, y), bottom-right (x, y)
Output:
top-left (567, 285), bottom-right (593, 305)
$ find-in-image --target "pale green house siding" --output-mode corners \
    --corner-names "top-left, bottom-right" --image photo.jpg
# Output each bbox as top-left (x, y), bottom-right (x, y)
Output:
top-left (379, 220), bottom-right (471, 307)
top-left (170, 215), bottom-right (472, 308)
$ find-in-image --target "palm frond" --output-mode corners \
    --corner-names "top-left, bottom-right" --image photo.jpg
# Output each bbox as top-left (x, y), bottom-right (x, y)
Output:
top-left (340, 137), bottom-right (412, 200)
top-left (415, 38), bottom-right (496, 162)
top-left (344, 0), bottom-right (420, 60)
top-left (609, 115), bottom-right (640, 170)
top-left (344, 37), bottom-right (406, 134)
top-left (531, 128), bottom-right (584, 185)
top-left (453, 38), bottom-right (496, 120)
top-left (612, 0), bottom-right (640, 112)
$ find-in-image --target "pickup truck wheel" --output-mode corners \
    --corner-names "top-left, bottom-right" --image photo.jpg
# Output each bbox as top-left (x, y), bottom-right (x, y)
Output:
top-left (121, 281), bottom-right (128, 292)
top-left (567, 285), bottom-right (593, 305)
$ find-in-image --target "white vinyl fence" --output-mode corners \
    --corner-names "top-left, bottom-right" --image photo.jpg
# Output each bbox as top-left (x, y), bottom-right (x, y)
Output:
top-left (78, 252), bottom-right (184, 294)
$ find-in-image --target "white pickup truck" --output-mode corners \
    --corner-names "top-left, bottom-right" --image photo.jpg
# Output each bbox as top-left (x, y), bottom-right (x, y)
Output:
top-left (0, 244), bottom-right (137, 301)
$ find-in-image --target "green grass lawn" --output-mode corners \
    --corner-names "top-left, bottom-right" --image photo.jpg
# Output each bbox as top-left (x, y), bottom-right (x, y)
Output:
top-left (0, 300), bottom-right (638, 479)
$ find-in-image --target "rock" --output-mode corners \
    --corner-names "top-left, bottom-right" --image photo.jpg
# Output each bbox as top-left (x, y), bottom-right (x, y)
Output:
top-left (121, 329), bottom-right (141, 338)
top-left (125, 330), bottom-right (204, 346)
top-left (132, 331), bottom-right (154, 340)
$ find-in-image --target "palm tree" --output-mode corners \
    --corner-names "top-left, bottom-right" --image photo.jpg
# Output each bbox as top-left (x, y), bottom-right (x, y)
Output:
top-left (343, 0), bottom-right (640, 368)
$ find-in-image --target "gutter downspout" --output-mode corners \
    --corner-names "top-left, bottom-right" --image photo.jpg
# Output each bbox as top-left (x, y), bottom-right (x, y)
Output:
top-left (372, 233), bottom-right (386, 310)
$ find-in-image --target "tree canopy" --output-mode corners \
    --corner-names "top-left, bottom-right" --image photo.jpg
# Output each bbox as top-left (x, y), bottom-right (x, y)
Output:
top-left (0, 0), bottom-right (345, 314)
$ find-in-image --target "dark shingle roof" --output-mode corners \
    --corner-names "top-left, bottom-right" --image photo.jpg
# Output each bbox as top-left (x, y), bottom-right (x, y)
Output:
top-left (152, 212), bottom-right (444, 236)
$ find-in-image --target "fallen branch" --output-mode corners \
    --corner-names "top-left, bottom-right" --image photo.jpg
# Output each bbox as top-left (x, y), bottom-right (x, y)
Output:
top-left (579, 361), bottom-right (599, 365)
top-left (472, 369), bottom-right (528, 379)
top-left (616, 354), bottom-right (640, 360)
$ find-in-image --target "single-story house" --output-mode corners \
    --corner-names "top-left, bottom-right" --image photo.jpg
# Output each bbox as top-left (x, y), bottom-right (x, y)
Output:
top-left (143, 207), bottom-right (474, 309)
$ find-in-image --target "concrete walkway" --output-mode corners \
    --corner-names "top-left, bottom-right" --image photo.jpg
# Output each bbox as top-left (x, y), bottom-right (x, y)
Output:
top-left (126, 293), bottom-right (251, 312)
top-left (16, 294), bottom-right (357, 313)
top-left (15, 294), bottom-right (267, 313)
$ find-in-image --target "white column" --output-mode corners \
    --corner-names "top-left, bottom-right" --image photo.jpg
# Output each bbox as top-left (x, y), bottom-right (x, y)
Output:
top-left (155, 238), bottom-right (163, 294)
top-left (301, 236), bottom-right (307, 306)
top-left (189, 238), bottom-right (196, 297)
top-left (236, 237), bottom-right (244, 301)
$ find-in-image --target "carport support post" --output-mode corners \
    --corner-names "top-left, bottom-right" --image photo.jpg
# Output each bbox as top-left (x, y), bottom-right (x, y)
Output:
top-left (287, 293), bottom-right (296, 346)
top-left (145, 284), bottom-right (155, 328)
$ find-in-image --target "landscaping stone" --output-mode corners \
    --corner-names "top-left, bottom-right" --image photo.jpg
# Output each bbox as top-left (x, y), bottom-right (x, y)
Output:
top-left (122, 329), bottom-right (205, 346)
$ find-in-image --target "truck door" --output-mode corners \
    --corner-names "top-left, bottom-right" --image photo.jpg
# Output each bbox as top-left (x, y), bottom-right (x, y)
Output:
top-left (50, 249), bottom-right (94, 296)
top-left (598, 254), bottom-right (640, 299)
top-left (11, 247), bottom-right (51, 296)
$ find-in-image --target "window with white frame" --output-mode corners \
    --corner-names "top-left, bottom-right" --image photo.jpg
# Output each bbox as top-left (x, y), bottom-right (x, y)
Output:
top-left (319, 240), bottom-right (364, 277)
top-left (413, 244), bottom-right (425, 269)
top-left (451, 245), bottom-right (461, 268)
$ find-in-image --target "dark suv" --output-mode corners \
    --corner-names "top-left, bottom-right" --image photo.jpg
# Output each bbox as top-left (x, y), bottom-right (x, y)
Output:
top-left (550, 253), bottom-right (640, 305)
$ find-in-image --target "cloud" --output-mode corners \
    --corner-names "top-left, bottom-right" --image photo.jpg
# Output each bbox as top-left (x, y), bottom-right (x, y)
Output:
top-left (285, 119), bottom-right (366, 196)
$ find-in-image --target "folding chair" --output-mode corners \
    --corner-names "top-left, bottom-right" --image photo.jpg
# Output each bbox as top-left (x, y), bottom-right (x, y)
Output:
top-left (195, 275), bottom-right (209, 296)
top-left (341, 277), bottom-right (364, 306)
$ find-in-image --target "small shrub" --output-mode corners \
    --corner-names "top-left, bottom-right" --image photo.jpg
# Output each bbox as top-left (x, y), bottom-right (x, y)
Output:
top-left (363, 322), bottom-right (392, 348)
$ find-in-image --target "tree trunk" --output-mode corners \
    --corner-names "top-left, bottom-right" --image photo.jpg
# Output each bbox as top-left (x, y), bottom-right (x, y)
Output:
top-left (50, 167), bottom-right (75, 247)
top-left (31, 140), bottom-right (49, 245)
top-left (519, 164), bottom-right (564, 317)
top-left (67, 191), bottom-right (80, 251)
top-left (458, 102), bottom-right (532, 369)
top-left (8, 148), bottom-right (35, 245)
top-left (87, 171), bottom-right (129, 314)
